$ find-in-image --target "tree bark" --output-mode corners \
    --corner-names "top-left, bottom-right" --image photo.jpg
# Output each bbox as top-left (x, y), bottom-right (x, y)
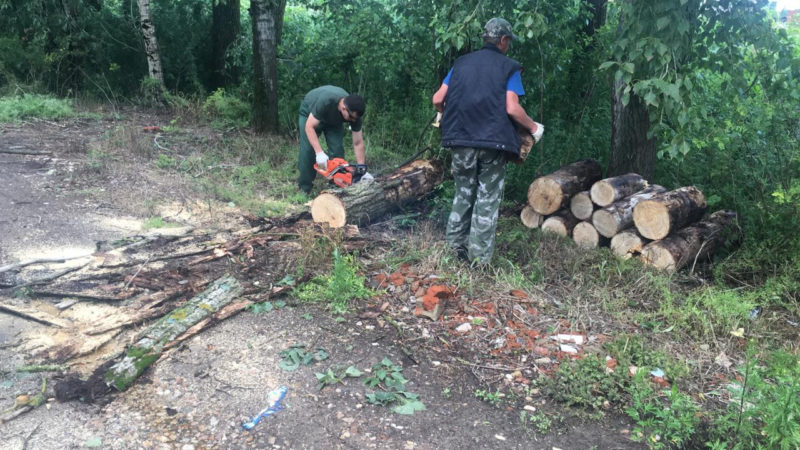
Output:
top-left (609, 78), bottom-right (655, 178)
top-left (520, 205), bottom-right (543, 229)
top-left (592, 185), bottom-right (666, 238)
top-left (136, 0), bottom-right (165, 86)
top-left (104, 274), bottom-right (243, 391)
top-left (633, 186), bottom-right (707, 240)
top-left (573, 221), bottom-right (610, 249)
top-left (250, 0), bottom-right (287, 134)
top-left (610, 228), bottom-right (648, 259)
top-left (640, 210), bottom-right (740, 272)
top-left (211, 0), bottom-right (241, 90)
top-left (590, 173), bottom-right (648, 207)
top-left (527, 158), bottom-right (603, 215)
top-left (569, 191), bottom-right (594, 220)
top-left (541, 210), bottom-right (579, 237)
top-left (311, 160), bottom-right (444, 228)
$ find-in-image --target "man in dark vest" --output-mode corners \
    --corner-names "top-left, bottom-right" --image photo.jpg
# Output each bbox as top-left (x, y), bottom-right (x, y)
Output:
top-left (432, 18), bottom-right (544, 264)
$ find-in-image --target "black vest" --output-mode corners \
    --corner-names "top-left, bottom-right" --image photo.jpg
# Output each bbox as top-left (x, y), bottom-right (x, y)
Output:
top-left (441, 45), bottom-right (522, 155)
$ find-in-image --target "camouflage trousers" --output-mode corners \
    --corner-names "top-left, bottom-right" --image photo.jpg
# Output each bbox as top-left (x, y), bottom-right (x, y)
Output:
top-left (446, 147), bottom-right (506, 264)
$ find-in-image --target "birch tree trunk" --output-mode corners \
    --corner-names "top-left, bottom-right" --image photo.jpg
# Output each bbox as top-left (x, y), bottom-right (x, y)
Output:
top-left (250, 0), bottom-right (287, 134)
top-left (136, 0), bottom-right (164, 86)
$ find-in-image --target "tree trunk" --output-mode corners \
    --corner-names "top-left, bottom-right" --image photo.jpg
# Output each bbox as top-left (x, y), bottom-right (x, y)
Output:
top-left (311, 160), bottom-right (444, 228)
top-left (633, 186), bottom-right (707, 240)
top-left (541, 210), bottom-right (579, 237)
top-left (250, 0), bottom-right (287, 134)
top-left (211, 0), bottom-right (241, 90)
top-left (640, 210), bottom-right (740, 272)
top-left (104, 274), bottom-right (243, 391)
top-left (573, 221), bottom-right (610, 249)
top-left (520, 205), bottom-right (543, 229)
top-left (527, 158), bottom-right (603, 215)
top-left (569, 191), bottom-right (594, 220)
top-left (590, 173), bottom-right (648, 207)
top-left (592, 185), bottom-right (666, 238)
top-left (136, 0), bottom-right (165, 85)
top-left (610, 228), bottom-right (648, 259)
top-left (609, 79), bottom-right (655, 178)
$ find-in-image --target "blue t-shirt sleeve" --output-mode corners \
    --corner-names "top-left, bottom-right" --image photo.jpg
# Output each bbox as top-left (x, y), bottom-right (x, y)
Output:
top-left (442, 68), bottom-right (454, 85)
top-left (507, 70), bottom-right (525, 96)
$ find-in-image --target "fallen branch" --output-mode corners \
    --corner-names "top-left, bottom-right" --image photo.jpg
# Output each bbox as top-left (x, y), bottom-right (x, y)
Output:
top-left (0, 303), bottom-right (71, 328)
top-left (0, 254), bottom-right (93, 274)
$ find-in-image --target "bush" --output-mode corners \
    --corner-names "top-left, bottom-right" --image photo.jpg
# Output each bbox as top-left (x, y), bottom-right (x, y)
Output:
top-left (202, 88), bottom-right (250, 129)
top-left (0, 94), bottom-right (74, 122)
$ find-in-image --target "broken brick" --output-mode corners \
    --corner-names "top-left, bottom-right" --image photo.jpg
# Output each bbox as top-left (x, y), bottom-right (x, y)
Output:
top-left (510, 289), bottom-right (527, 299)
top-left (532, 346), bottom-right (551, 356)
top-left (389, 272), bottom-right (405, 286)
top-left (373, 273), bottom-right (389, 288)
top-left (422, 295), bottom-right (440, 311)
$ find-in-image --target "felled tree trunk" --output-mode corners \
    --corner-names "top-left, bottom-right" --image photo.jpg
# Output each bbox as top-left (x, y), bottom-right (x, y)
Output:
top-left (528, 159), bottom-right (603, 215)
top-left (592, 185), bottom-right (666, 238)
top-left (610, 228), bottom-right (648, 259)
top-left (590, 173), bottom-right (648, 207)
top-left (104, 274), bottom-right (243, 391)
top-left (573, 221), bottom-right (610, 249)
top-left (633, 186), bottom-right (707, 240)
top-left (311, 160), bottom-right (444, 228)
top-left (570, 191), bottom-right (595, 220)
top-left (520, 205), bottom-right (543, 229)
top-left (640, 210), bottom-right (740, 272)
top-left (541, 210), bottom-right (579, 237)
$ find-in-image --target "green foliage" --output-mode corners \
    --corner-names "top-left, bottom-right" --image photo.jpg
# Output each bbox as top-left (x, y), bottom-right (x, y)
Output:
top-left (202, 88), bottom-right (250, 129)
top-left (246, 300), bottom-right (286, 314)
top-left (626, 373), bottom-right (700, 449)
top-left (141, 216), bottom-right (180, 231)
top-left (0, 94), bottom-right (73, 122)
top-left (314, 365), bottom-right (362, 390)
top-left (278, 344), bottom-right (329, 371)
top-left (544, 354), bottom-right (629, 412)
top-left (519, 410), bottom-right (553, 435)
top-left (155, 154), bottom-right (177, 169)
top-left (474, 389), bottom-right (503, 408)
top-left (363, 358), bottom-right (425, 415)
top-left (296, 249), bottom-right (374, 314)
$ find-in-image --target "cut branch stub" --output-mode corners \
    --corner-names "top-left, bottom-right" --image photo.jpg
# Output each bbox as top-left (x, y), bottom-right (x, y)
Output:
top-left (590, 173), bottom-right (648, 207)
top-left (640, 210), bottom-right (740, 272)
top-left (311, 159), bottom-right (444, 228)
top-left (592, 185), bottom-right (666, 238)
top-left (527, 158), bottom-right (603, 215)
top-left (633, 186), bottom-right (707, 240)
top-left (540, 210), bottom-right (579, 237)
top-left (520, 205), bottom-right (543, 229)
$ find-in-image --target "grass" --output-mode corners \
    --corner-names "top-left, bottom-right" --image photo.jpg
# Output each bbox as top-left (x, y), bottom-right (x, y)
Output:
top-left (0, 94), bottom-right (74, 122)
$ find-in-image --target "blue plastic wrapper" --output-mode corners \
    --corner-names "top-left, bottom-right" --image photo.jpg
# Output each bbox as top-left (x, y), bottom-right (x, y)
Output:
top-left (242, 386), bottom-right (288, 430)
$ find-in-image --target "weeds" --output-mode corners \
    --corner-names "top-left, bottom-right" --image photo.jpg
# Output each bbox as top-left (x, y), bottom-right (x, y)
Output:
top-left (141, 216), bottom-right (180, 231)
top-left (0, 94), bottom-right (74, 122)
top-left (278, 344), bottom-right (328, 371)
top-left (544, 355), bottom-right (628, 412)
top-left (474, 389), bottom-right (504, 408)
top-left (627, 373), bottom-right (699, 449)
top-left (315, 365), bottom-right (362, 390)
top-left (295, 249), bottom-right (374, 314)
top-left (519, 410), bottom-right (554, 435)
top-left (363, 358), bottom-right (426, 415)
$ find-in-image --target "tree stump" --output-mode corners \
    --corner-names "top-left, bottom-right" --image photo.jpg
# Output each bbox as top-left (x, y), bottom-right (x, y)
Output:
top-left (640, 210), bottom-right (740, 272)
top-left (311, 159), bottom-right (444, 228)
top-left (541, 210), bottom-right (579, 237)
top-left (520, 205), bottom-right (543, 229)
top-left (527, 159), bottom-right (603, 215)
top-left (610, 229), bottom-right (648, 259)
top-left (573, 221), bottom-right (610, 249)
top-left (633, 186), bottom-right (707, 240)
top-left (569, 191), bottom-right (594, 220)
top-left (592, 185), bottom-right (666, 238)
top-left (104, 274), bottom-right (243, 391)
top-left (590, 173), bottom-right (648, 207)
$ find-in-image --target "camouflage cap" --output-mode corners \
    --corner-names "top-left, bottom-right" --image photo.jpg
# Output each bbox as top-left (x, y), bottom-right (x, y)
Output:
top-left (482, 17), bottom-right (518, 41)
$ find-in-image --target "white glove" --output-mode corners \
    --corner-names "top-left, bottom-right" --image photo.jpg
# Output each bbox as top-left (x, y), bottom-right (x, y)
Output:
top-left (315, 151), bottom-right (329, 167)
top-left (531, 122), bottom-right (544, 143)
top-left (433, 112), bottom-right (442, 128)
top-left (361, 172), bottom-right (374, 181)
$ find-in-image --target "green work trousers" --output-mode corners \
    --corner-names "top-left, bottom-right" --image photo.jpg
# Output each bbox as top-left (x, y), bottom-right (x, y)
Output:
top-left (298, 114), bottom-right (345, 193)
top-left (446, 147), bottom-right (507, 264)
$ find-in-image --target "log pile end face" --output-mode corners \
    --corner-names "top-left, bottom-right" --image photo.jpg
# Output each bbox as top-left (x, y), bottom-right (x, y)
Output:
top-left (589, 182), bottom-right (615, 207)
top-left (528, 177), bottom-right (563, 215)
top-left (311, 193), bottom-right (347, 228)
top-left (632, 200), bottom-right (670, 240)
top-left (573, 221), bottom-right (599, 248)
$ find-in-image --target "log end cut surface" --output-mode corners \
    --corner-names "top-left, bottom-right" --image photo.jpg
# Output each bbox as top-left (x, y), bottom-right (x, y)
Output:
top-left (641, 244), bottom-right (677, 271)
top-left (610, 230), bottom-right (645, 259)
top-left (520, 205), bottom-right (543, 228)
top-left (573, 221), bottom-right (601, 248)
top-left (541, 217), bottom-right (569, 237)
top-left (632, 200), bottom-right (670, 240)
top-left (311, 193), bottom-right (347, 228)
top-left (570, 192), bottom-right (594, 220)
top-left (592, 209), bottom-right (619, 238)
top-left (528, 177), bottom-right (563, 215)
top-left (590, 181), bottom-right (616, 207)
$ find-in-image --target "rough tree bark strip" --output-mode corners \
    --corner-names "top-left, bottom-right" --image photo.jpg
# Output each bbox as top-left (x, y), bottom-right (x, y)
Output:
top-left (633, 186), bottom-right (707, 240)
top-left (104, 274), bottom-right (243, 391)
top-left (541, 210), bottom-right (579, 237)
top-left (610, 228), bottom-right (649, 259)
top-left (640, 210), bottom-right (740, 272)
top-left (590, 173), bottom-right (648, 207)
top-left (592, 185), bottom-right (666, 238)
top-left (527, 159), bottom-right (603, 215)
top-left (311, 160), bottom-right (444, 228)
top-left (569, 191), bottom-right (594, 220)
top-left (520, 205), bottom-right (543, 229)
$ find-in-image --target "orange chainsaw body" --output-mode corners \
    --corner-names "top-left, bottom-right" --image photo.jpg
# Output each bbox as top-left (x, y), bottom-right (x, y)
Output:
top-left (314, 158), bottom-right (355, 188)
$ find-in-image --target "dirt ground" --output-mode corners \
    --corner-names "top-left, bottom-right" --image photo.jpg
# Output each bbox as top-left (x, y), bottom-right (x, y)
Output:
top-left (0, 112), bottom-right (643, 449)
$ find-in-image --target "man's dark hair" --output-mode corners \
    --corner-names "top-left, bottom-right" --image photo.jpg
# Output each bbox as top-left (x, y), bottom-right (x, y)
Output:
top-left (344, 94), bottom-right (365, 117)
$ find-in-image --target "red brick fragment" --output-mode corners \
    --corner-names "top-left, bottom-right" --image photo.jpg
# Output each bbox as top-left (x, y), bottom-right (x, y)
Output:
top-left (389, 271), bottom-right (405, 286)
top-left (532, 346), bottom-right (551, 356)
top-left (373, 273), bottom-right (389, 288)
top-left (510, 289), bottom-right (527, 299)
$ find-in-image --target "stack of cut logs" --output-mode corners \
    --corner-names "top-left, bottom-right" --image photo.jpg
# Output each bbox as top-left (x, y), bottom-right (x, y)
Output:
top-left (522, 159), bottom-right (740, 272)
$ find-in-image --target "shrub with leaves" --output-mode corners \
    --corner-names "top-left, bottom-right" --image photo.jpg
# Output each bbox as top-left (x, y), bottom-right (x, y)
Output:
top-left (0, 94), bottom-right (73, 122)
top-left (363, 358), bottom-right (425, 415)
top-left (296, 249), bottom-right (374, 314)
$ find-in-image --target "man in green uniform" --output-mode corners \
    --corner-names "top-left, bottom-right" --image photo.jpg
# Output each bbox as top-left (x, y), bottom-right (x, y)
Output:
top-left (297, 85), bottom-right (371, 194)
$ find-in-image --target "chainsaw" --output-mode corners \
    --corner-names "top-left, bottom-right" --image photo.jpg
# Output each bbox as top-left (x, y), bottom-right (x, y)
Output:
top-left (313, 158), bottom-right (368, 188)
